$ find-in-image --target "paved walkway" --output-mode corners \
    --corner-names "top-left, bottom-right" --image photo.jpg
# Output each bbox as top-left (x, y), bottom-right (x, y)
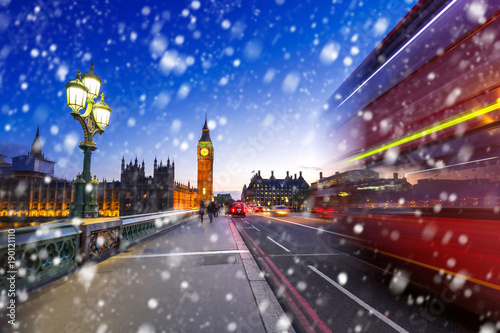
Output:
top-left (11, 215), bottom-right (292, 333)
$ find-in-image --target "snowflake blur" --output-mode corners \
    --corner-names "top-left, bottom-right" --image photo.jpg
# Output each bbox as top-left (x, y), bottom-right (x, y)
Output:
top-left (0, 0), bottom-right (417, 194)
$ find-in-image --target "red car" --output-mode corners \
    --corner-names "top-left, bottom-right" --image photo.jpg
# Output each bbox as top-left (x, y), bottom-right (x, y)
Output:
top-left (230, 201), bottom-right (245, 217)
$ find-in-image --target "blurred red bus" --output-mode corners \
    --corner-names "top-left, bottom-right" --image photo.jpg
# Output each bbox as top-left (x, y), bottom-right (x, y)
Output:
top-left (317, 0), bottom-right (500, 320)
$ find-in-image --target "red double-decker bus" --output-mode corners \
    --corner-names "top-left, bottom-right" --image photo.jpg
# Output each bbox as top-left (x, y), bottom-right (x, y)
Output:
top-left (315, 0), bottom-right (500, 320)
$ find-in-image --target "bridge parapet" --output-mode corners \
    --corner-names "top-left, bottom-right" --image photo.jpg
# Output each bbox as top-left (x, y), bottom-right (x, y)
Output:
top-left (80, 210), bottom-right (196, 261)
top-left (80, 218), bottom-right (121, 262)
top-left (0, 222), bottom-right (80, 291)
top-left (0, 210), bottom-right (196, 291)
top-left (120, 210), bottom-right (196, 247)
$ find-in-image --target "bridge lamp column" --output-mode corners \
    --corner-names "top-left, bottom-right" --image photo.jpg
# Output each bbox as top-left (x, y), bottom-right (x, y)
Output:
top-left (66, 62), bottom-right (112, 218)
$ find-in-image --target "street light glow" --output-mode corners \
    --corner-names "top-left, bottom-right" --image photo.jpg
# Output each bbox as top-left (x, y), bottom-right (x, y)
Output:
top-left (65, 70), bottom-right (88, 113)
top-left (81, 62), bottom-right (102, 100)
top-left (93, 94), bottom-right (112, 129)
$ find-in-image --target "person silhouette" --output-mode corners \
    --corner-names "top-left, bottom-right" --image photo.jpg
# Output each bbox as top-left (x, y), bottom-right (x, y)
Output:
top-left (207, 200), bottom-right (216, 223)
top-left (199, 201), bottom-right (206, 223)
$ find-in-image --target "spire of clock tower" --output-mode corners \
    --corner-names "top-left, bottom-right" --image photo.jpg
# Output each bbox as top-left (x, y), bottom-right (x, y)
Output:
top-left (199, 113), bottom-right (212, 142)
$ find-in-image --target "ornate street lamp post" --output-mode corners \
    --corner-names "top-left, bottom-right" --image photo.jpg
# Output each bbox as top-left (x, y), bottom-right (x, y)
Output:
top-left (66, 62), bottom-right (112, 218)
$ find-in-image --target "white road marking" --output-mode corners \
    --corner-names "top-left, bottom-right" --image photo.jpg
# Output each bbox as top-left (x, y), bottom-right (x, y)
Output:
top-left (266, 236), bottom-right (290, 252)
top-left (114, 250), bottom-right (249, 259)
top-left (265, 216), bottom-right (365, 241)
top-left (308, 266), bottom-right (409, 333)
top-left (251, 225), bottom-right (260, 231)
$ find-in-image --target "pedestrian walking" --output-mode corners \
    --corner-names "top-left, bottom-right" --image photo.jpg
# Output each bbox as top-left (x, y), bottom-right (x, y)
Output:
top-left (199, 201), bottom-right (206, 223)
top-left (214, 204), bottom-right (219, 217)
top-left (207, 200), bottom-right (216, 223)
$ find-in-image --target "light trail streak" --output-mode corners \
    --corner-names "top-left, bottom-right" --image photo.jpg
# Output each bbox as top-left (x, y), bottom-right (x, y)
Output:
top-left (348, 100), bottom-right (500, 162)
top-left (404, 157), bottom-right (498, 176)
top-left (337, 0), bottom-right (458, 109)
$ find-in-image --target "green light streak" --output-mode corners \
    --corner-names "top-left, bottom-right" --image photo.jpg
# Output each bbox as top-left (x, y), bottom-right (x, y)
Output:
top-left (347, 101), bottom-right (500, 163)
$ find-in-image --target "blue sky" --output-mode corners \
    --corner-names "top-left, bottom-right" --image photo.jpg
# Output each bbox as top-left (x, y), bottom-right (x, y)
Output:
top-left (0, 0), bottom-right (417, 198)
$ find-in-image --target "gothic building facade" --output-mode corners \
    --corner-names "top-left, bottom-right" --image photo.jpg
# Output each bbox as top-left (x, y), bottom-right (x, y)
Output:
top-left (0, 128), bottom-right (120, 217)
top-left (242, 170), bottom-right (310, 207)
top-left (174, 181), bottom-right (197, 210)
top-left (119, 157), bottom-right (175, 216)
top-left (10, 126), bottom-right (55, 178)
top-left (2, 122), bottom-right (206, 218)
top-left (119, 116), bottom-right (212, 214)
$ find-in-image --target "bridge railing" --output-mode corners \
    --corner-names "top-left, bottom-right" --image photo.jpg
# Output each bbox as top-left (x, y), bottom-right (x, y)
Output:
top-left (120, 209), bottom-right (197, 246)
top-left (0, 210), bottom-right (197, 291)
top-left (0, 221), bottom-right (80, 290)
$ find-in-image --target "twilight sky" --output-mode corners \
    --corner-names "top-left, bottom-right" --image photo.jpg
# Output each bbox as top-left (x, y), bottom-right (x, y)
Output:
top-left (0, 0), bottom-right (417, 198)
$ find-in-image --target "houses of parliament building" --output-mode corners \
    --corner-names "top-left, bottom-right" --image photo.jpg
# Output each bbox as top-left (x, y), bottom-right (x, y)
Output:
top-left (119, 156), bottom-right (197, 215)
top-left (0, 119), bottom-right (213, 218)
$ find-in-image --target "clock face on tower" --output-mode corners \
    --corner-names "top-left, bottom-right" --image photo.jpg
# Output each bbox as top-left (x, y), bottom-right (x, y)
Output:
top-left (200, 148), bottom-right (209, 156)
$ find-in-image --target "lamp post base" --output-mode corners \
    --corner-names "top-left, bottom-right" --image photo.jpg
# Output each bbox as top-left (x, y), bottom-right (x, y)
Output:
top-left (69, 176), bottom-right (86, 219)
top-left (83, 201), bottom-right (99, 218)
top-left (69, 183), bottom-right (99, 218)
top-left (83, 211), bottom-right (99, 218)
top-left (69, 143), bottom-right (100, 219)
top-left (84, 176), bottom-right (100, 218)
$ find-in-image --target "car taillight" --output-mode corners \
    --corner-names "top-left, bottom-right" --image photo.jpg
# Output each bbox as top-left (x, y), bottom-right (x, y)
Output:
top-left (231, 207), bottom-right (235, 213)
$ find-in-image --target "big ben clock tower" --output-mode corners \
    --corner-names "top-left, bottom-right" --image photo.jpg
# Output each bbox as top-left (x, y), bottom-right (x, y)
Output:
top-left (197, 115), bottom-right (214, 205)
